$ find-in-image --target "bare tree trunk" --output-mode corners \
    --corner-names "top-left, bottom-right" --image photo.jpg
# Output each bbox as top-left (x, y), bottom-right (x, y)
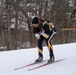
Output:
top-left (6, 0), bottom-right (12, 50)
top-left (1, 29), bottom-right (5, 50)
top-left (14, 1), bottom-right (18, 49)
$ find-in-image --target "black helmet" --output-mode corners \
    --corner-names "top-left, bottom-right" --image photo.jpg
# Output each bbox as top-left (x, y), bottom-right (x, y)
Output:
top-left (32, 17), bottom-right (39, 24)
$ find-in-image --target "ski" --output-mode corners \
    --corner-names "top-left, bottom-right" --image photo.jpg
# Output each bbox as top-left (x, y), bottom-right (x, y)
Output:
top-left (15, 60), bottom-right (47, 70)
top-left (28, 59), bottom-right (65, 71)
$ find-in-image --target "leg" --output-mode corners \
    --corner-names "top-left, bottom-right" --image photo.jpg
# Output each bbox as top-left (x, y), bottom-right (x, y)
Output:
top-left (48, 41), bottom-right (54, 58)
top-left (35, 38), bottom-right (44, 62)
top-left (45, 39), bottom-right (54, 60)
top-left (37, 38), bottom-right (43, 57)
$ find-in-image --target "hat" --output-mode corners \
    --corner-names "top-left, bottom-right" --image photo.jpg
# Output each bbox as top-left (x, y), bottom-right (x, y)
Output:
top-left (32, 17), bottom-right (39, 24)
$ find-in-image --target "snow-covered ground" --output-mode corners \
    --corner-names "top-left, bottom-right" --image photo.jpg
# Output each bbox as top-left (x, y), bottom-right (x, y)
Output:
top-left (0, 43), bottom-right (76, 75)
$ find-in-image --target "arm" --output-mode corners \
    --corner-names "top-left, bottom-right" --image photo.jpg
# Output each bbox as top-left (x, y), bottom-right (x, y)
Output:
top-left (40, 23), bottom-right (57, 39)
top-left (40, 24), bottom-right (50, 39)
top-left (33, 27), bottom-right (41, 39)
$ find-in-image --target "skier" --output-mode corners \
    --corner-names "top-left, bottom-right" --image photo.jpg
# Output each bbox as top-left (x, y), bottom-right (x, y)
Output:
top-left (32, 17), bottom-right (56, 63)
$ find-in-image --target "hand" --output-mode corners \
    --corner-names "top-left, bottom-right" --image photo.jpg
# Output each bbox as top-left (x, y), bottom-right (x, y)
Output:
top-left (53, 28), bottom-right (56, 32)
top-left (39, 28), bottom-right (45, 34)
top-left (39, 29), bottom-right (42, 34)
top-left (35, 33), bottom-right (40, 39)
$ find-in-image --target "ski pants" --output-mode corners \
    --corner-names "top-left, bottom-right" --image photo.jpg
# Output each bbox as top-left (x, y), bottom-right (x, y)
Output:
top-left (37, 31), bottom-right (55, 58)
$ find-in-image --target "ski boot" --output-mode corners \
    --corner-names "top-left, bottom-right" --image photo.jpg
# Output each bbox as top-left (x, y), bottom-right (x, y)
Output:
top-left (48, 56), bottom-right (55, 63)
top-left (35, 57), bottom-right (43, 63)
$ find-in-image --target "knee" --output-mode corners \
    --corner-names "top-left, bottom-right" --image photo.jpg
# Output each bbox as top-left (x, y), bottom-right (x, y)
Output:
top-left (37, 40), bottom-right (42, 47)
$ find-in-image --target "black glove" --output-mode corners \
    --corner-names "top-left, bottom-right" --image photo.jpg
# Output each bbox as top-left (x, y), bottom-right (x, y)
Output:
top-left (53, 28), bottom-right (56, 32)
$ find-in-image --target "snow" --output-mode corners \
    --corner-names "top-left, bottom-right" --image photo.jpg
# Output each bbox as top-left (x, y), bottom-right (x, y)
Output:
top-left (0, 43), bottom-right (76, 75)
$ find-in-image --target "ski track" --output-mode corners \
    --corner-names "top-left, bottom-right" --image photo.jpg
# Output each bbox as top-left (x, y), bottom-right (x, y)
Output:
top-left (0, 43), bottom-right (76, 75)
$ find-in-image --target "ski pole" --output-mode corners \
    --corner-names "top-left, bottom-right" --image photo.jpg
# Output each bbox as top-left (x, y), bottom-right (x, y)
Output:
top-left (56, 28), bottom-right (76, 31)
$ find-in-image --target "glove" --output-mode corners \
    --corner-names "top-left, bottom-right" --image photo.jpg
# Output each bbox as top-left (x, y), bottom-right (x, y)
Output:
top-left (35, 33), bottom-right (40, 39)
top-left (39, 29), bottom-right (43, 34)
top-left (53, 28), bottom-right (56, 32)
